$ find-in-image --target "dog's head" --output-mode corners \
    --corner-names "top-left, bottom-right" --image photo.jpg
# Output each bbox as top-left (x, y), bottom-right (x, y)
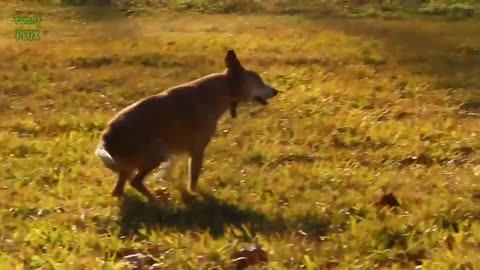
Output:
top-left (225, 49), bottom-right (279, 106)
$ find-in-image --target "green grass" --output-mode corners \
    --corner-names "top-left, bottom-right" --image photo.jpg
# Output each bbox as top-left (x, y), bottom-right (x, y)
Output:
top-left (1, 2), bottom-right (480, 269)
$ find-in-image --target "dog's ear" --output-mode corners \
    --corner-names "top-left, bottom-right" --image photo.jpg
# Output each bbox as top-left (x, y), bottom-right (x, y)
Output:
top-left (225, 49), bottom-right (244, 106)
top-left (225, 49), bottom-right (243, 72)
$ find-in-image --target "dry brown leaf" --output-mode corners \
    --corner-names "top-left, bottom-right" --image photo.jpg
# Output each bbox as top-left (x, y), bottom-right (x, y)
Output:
top-left (230, 245), bottom-right (268, 270)
top-left (122, 253), bottom-right (156, 269)
top-left (444, 235), bottom-right (455, 251)
top-left (150, 263), bottom-right (163, 270)
top-left (154, 187), bottom-right (171, 202)
top-left (376, 193), bottom-right (400, 209)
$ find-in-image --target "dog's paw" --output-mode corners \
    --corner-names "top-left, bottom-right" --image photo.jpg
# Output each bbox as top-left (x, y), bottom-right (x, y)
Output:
top-left (180, 189), bottom-right (204, 204)
top-left (111, 189), bottom-right (124, 198)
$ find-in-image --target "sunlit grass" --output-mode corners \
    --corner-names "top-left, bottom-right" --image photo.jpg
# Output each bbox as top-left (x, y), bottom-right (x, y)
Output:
top-left (0, 3), bottom-right (479, 269)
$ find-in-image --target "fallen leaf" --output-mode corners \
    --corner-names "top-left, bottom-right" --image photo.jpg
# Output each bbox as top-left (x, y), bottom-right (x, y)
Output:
top-left (122, 253), bottom-right (156, 269)
top-left (376, 193), bottom-right (400, 209)
top-left (150, 263), bottom-right (163, 270)
top-left (399, 153), bottom-right (433, 167)
top-left (180, 189), bottom-right (204, 204)
top-left (230, 244), bottom-right (268, 270)
top-left (394, 111), bottom-right (411, 120)
top-left (154, 187), bottom-right (171, 202)
top-left (55, 206), bottom-right (66, 213)
top-left (444, 235), bottom-right (455, 251)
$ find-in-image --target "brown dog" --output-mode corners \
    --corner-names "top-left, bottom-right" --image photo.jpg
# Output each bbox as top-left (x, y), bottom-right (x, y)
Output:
top-left (95, 49), bottom-right (278, 202)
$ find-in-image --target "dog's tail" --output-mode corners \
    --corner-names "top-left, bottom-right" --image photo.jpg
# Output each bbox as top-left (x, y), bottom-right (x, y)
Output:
top-left (95, 144), bottom-right (119, 172)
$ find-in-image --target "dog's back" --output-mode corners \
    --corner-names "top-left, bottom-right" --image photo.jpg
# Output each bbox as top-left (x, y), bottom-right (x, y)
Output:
top-left (96, 73), bottom-right (232, 171)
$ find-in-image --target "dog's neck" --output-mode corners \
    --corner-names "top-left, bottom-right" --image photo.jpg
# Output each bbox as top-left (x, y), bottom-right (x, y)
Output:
top-left (192, 72), bottom-right (241, 120)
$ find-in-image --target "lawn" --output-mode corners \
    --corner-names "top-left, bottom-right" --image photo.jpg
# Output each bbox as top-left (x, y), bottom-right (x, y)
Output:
top-left (1, 2), bottom-right (480, 269)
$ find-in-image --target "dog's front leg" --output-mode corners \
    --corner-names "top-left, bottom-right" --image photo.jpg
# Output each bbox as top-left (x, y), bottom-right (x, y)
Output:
top-left (188, 150), bottom-right (205, 192)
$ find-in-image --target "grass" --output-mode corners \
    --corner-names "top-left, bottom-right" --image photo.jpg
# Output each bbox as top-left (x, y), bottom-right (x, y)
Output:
top-left (1, 2), bottom-right (480, 269)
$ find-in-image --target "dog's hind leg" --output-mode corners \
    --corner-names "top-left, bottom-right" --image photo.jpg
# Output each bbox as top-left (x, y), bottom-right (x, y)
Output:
top-left (111, 170), bottom-right (134, 197)
top-left (130, 140), bottom-right (168, 202)
top-left (130, 169), bottom-right (158, 203)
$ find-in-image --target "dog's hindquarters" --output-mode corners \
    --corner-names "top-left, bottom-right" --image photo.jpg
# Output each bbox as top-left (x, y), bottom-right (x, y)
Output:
top-left (96, 131), bottom-right (170, 201)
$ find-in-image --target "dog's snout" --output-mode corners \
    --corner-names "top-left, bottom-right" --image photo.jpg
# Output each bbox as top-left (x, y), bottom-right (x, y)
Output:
top-left (273, 89), bottom-right (279, 96)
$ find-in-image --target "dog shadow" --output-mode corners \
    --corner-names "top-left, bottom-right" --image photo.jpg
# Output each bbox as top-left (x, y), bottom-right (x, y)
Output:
top-left (117, 191), bottom-right (330, 240)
